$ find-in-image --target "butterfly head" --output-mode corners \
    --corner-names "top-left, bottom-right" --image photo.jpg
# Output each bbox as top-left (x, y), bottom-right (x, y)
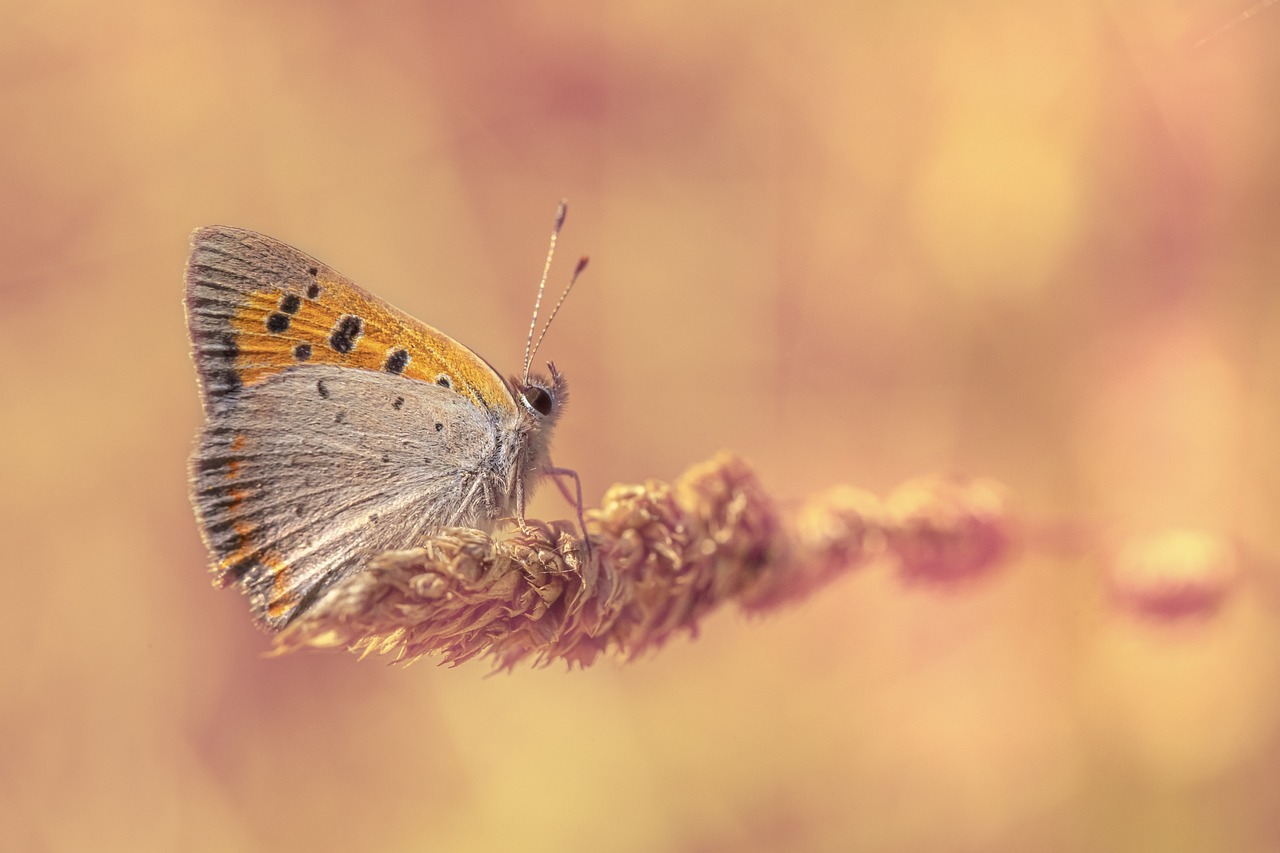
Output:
top-left (513, 361), bottom-right (567, 424)
top-left (506, 362), bottom-right (567, 498)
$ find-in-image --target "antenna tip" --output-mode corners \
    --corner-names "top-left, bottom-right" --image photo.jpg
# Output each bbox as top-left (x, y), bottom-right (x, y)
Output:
top-left (554, 199), bottom-right (568, 232)
top-left (574, 255), bottom-right (590, 276)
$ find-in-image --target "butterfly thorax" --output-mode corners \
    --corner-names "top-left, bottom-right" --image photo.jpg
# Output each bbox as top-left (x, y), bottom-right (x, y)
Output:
top-left (490, 367), bottom-right (567, 517)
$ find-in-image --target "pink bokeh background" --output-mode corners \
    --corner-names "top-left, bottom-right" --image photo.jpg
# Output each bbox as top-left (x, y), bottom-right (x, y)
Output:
top-left (3, 2), bottom-right (1280, 850)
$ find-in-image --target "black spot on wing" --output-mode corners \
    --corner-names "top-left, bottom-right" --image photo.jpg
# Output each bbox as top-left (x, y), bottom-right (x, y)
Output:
top-left (317, 379), bottom-right (330, 398)
top-left (384, 348), bottom-right (409, 374)
top-left (279, 294), bottom-right (302, 314)
top-left (266, 313), bottom-right (291, 333)
top-left (294, 343), bottom-right (312, 361)
top-left (392, 396), bottom-right (404, 410)
top-left (329, 315), bottom-right (363, 354)
top-left (306, 282), bottom-right (321, 299)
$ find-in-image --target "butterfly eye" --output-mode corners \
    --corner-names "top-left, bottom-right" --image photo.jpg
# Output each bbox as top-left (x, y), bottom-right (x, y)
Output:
top-left (522, 385), bottom-right (553, 416)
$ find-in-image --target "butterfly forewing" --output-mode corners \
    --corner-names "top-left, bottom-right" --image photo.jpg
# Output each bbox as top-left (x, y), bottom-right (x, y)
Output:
top-left (185, 225), bottom-right (514, 415)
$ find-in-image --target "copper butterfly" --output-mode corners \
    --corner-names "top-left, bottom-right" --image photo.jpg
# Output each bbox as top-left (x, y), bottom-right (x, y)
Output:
top-left (186, 203), bottom-right (586, 629)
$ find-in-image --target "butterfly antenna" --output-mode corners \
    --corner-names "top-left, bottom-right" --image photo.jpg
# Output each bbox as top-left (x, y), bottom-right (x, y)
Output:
top-left (524, 200), bottom-right (568, 383)
top-left (529, 255), bottom-right (589, 368)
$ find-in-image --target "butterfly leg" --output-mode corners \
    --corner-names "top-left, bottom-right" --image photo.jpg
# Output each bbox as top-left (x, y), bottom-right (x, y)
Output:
top-left (515, 476), bottom-right (532, 533)
top-left (513, 475), bottom-right (556, 538)
top-left (543, 463), bottom-right (593, 559)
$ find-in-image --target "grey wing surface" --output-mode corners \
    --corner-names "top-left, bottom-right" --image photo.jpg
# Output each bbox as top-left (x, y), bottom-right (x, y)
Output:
top-left (191, 364), bottom-right (499, 629)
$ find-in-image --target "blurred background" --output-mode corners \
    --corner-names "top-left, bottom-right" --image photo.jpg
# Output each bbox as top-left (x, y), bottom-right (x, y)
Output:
top-left (3, 1), bottom-right (1280, 850)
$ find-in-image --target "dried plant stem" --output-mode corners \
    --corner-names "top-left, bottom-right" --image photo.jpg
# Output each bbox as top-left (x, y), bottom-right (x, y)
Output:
top-left (272, 453), bottom-right (1015, 668)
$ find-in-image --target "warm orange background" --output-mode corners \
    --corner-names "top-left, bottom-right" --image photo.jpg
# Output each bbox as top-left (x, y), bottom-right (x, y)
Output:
top-left (4, 2), bottom-right (1280, 851)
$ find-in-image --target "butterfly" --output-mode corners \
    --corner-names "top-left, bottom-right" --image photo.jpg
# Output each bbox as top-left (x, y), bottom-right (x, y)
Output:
top-left (186, 204), bottom-right (586, 629)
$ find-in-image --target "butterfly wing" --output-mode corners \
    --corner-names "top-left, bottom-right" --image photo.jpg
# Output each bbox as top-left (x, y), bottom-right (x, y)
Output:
top-left (185, 226), bottom-right (526, 629)
top-left (185, 225), bottom-right (515, 415)
top-left (192, 364), bottom-right (508, 628)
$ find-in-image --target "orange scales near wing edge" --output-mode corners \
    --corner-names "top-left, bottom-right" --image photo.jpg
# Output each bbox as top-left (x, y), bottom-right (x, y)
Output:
top-left (207, 432), bottom-right (288, 607)
top-left (185, 225), bottom-right (517, 416)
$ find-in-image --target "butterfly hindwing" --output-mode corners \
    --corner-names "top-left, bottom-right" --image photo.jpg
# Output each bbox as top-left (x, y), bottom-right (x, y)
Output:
top-left (192, 364), bottom-right (506, 629)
